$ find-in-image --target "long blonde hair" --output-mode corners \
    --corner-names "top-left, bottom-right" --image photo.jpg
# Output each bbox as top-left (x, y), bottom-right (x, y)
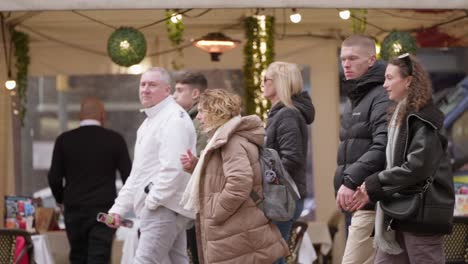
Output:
top-left (267, 62), bottom-right (303, 108)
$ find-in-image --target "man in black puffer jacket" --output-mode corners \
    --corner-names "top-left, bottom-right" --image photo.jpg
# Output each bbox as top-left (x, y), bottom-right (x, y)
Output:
top-left (334, 35), bottom-right (391, 264)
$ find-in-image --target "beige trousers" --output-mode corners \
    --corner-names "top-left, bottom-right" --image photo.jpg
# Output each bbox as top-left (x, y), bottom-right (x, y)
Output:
top-left (341, 210), bottom-right (376, 264)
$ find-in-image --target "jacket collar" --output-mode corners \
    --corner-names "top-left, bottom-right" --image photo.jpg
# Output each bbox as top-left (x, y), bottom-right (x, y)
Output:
top-left (80, 119), bottom-right (101, 127)
top-left (343, 60), bottom-right (386, 106)
top-left (188, 103), bottom-right (198, 120)
top-left (141, 96), bottom-right (173, 118)
top-left (393, 100), bottom-right (444, 166)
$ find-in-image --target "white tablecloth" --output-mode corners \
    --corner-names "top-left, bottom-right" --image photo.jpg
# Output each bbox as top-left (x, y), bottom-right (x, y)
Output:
top-left (298, 232), bottom-right (318, 264)
top-left (32, 234), bottom-right (55, 264)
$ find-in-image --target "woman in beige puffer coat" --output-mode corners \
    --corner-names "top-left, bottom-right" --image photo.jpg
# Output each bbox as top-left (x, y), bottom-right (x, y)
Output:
top-left (181, 89), bottom-right (288, 264)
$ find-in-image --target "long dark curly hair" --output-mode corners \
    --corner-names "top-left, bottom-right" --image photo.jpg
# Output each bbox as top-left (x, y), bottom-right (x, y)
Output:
top-left (388, 54), bottom-right (432, 125)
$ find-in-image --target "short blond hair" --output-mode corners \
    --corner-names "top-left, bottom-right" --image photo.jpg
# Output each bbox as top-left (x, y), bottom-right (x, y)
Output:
top-left (199, 89), bottom-right (241, 130)
top-left (342, 35), bottom-right (376, 56)
top-left (267, 62), bottom-right (303, 108)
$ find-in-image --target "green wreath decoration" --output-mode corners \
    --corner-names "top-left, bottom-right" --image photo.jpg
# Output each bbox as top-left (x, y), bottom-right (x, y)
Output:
top-left (107, 27), bottom-right (147, 67)
top-left (381, 31), bottom-right (417, 61)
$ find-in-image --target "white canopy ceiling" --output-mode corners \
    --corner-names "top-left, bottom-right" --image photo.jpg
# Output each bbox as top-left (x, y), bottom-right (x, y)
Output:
top-left (1, 0), bottom-right (468, 11)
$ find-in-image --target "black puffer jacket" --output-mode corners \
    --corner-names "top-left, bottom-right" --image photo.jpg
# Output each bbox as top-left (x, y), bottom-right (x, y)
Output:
top-left (333, 61), bottom-right (391, 210)
top-left (265, 91), bottom-right (315, 198)
top-left (365, 101), bottom-right (455, 234)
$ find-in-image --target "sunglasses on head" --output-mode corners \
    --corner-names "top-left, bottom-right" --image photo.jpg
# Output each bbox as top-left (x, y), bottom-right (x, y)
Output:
top-left (397, 53), bottom-right (413, 76)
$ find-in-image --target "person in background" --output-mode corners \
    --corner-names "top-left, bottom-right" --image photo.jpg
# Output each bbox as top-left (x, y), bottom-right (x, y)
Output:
top-left (173, 71), bottom-right (208, 156)
top-left (353, 54), bottom-right (455, 263)
top-left (106, 67), bottom-right (197, 264)
top-left (173, 71), bottom-right (209, 263)
top-left (334, 35), bottom-right (390, 264)
top-left (180, 89), bottom-right (288, 263)
top-left (262, 61), bottom-right (315, 264)
top-left (48, 97), bottom-right (132, 264)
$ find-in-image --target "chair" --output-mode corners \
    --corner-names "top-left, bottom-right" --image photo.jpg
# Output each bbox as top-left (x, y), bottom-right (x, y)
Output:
top-left (444, 217), bottom-right (468, 264)
top-left (286, 221), bottom-right (308, 264)
top-left (0, 229), bottom-right (34, 264)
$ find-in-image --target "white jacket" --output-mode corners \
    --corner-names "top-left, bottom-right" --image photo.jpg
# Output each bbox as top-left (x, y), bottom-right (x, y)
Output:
top-left (109, 96), bottom-right (197, 219)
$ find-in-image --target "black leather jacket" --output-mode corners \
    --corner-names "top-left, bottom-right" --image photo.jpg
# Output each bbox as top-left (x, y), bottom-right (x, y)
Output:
top-left (366, 101), bottom-right (455, 234)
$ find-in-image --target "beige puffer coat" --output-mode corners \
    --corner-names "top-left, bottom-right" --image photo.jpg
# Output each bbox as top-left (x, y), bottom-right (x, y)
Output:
top-left (196, 115), bottom-right (288, 264)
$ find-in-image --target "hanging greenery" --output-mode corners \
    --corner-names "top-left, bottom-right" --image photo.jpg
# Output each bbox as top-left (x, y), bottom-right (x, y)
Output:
top-left (243, 15), bottom-right (275, 120)
top-left (381, 31), bottom-right (417, 61)
top-left (107, 27), bottom-right (147, 67)
top-left (351, 9), bottom-right (367, 34)
top-left (12, 29), bottom-right (30, 125)
top-left (165, 9), bottom-right (185, 70)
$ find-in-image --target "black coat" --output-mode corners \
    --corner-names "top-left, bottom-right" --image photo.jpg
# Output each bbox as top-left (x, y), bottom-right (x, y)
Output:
top-left (366, 101), bottom-right (455, 234)
top-left (265, 91), bottom-right (315, 198)
top-left (48, 125), bottom-right (132, 209)
top-left (333, 61), bottom-right (391, 210)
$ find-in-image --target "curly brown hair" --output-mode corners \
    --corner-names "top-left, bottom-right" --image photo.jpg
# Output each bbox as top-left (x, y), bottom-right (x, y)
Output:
top-left (388, 54), bottom-right (432, 125)
top-left (198, 89), bottom-right (242, 131)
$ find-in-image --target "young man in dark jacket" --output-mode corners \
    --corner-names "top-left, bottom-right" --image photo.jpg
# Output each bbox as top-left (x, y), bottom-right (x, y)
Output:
top-left (334, 35), bottom-right (390, 264)
top-left (173, 71), bottom-right (209, 264)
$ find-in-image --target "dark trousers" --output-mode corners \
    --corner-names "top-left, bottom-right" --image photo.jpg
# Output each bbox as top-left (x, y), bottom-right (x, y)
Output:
top-left (374, 231), bottom-right (445, 264)
top-left (187, 226), bottom-right (199, 263)
top-left (273, 199), bottom-right (305, 264)
top-left (64, 206), bottom-right (115, 264)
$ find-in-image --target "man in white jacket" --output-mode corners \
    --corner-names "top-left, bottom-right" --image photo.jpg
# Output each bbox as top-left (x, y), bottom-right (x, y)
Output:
top-left (107, 67), bottom-right (197, 264)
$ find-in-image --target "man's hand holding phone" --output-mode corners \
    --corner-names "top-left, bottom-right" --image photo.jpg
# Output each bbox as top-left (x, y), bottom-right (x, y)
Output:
top-left (97, 212), bottom-right (133, 228)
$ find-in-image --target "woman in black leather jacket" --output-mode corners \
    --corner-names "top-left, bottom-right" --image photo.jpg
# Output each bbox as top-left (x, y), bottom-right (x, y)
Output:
top-left (353, 54), bottom-right (455, 263)
top-left (262, 61), bottom-right (315, 264)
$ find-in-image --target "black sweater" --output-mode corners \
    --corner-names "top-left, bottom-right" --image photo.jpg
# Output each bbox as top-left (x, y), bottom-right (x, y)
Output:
top-left (48, 125), bottom-right (131, 209)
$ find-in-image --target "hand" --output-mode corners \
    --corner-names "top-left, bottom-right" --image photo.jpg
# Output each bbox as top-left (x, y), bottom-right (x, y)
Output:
top-left (180, 149), bottom-right (197, 172)
top-left (56, 203), bottom-right (64, 213)
top-left (336, 185), bottom-right (356, 212)
top-left (351, 184), bottom-right (370, 211)
top-left (106, 213), bottom-right (122, 228)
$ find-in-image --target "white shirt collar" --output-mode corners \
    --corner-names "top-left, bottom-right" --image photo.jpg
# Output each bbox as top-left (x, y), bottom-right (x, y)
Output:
top-left (80, 119), bottom-right (102, 127)
top-left (141, 96), bottom-right (173, 118)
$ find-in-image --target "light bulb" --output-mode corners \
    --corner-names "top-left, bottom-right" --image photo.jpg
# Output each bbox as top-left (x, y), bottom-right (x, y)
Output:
top-left (5, 80), bottom-right (16, 90)
top-left (339, 10), bottom-right (351, 20)
top-left (290, 11), bottom-right (301, 24)
top-left (170, 13), bottom-right (182, 23)
top-left (119, 40), bottom-right (130, 50)
top-left (128, 64), bottom-right (144, 75)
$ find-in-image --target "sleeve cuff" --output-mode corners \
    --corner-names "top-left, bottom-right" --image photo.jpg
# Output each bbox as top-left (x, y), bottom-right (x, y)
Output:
top-left (343, 176), bottom-right (358, 190)
top-left (365, 173), bottom-right (385, 202)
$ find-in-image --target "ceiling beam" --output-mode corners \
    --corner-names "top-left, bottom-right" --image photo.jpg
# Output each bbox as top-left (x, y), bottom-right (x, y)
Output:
top-left (1, 0), bottom-right (468, 11)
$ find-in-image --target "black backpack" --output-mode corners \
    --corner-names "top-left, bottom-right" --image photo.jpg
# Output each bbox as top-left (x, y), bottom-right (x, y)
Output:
top-left (250, 147), bottom-right (301, 221)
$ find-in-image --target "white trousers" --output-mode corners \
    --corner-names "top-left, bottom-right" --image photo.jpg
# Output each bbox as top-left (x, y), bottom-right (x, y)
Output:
top-left (342, 210), bottom-right (376, 264)
top-left (133, 206), bottom-right (190, 264)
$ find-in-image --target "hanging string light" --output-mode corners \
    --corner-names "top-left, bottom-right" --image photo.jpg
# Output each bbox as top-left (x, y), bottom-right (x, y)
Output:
top-left (290, 9), bottom-right (302, 23)
top-left (5, 80), bottom-right (16, 90)
top-left (339, 10), bottom-right (351, 20)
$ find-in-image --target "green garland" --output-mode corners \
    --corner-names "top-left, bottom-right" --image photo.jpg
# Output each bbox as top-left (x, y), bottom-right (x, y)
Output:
top-left (12, 29), bottom-right (30, 125)
top-left (107, 27), bottom-right (147, 67)
top-left (242, 16), bottom-right (275, 119)
top-left (351, 9), bottom-right (367, 34)
top-left (165, 9), bottom-right (185, 70)
top-left (381, 31), bottom-right (417, 61)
